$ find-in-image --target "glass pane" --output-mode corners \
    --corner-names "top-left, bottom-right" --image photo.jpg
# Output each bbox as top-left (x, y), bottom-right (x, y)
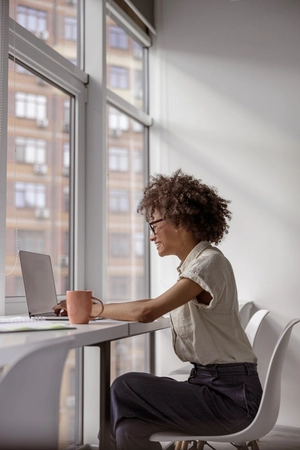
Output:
top-left (107, 105), bottom-right (148, 378)
top-left (6, 60), bottom-right (71, 297)
top-left (106, 15), bottom-right (145, 110)
top-left (9, 0), bottom-right (80, 67)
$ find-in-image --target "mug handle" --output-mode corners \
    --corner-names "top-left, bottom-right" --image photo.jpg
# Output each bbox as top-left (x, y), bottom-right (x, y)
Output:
top-left (89, 297), bottom-right (104, 319)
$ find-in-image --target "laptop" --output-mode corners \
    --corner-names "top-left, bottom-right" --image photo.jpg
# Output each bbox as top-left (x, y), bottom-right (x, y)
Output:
top-left (19, 250), bottom-right (69, 320)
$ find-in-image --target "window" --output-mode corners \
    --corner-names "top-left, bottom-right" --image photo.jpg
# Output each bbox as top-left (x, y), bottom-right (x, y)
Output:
top-left (15, 137), bottom-right (46, 164)
top-left (12, 0), bottom-right (81, 67)
top-left (134, 150), bottom-right (143, 173)
top-left (63, 143), bottom-right (70, 174)
top-left (134, 232), bottom-right (144, 257)
top-left (15, 182), bottom-right (46, 209)
top-left (15, 93), bottom-right (47, 120)
top-left (106, 8), bottom-right (151, 379)
top-left (109, 107), bottom-right (129, 135)
top-left (109, 25), bottom-right (128, 49)
top-left (65, 17), bottom-right (77, 41)
top-left (109, 148), bottom-right (129, 172)
top-left (17, 5), bottom-right (47, 35)
top-left (6, 62), bottom-right (73, 300)
top-left (134, 70), bottom-right (143, 98)
top-left (18, 230), bottom-right (45, 254)
top-left (110, 233), bottom-right (130, 258)
top-left (106, 16), bottom-right (146, 109)
top-left (109, 189), bottom-right (129, 213)
top-left (2, 1), bottom-right (151, 446)
top-left (109, 276), bottom-right (131, 300)
top-left (109, 66), bottom-right (128, 90)
top-left (133, 41), bottom-right (143, 59)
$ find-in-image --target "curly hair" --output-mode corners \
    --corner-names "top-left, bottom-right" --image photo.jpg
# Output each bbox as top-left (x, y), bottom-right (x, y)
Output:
top-left (137, 169), bottom-right (232, 245)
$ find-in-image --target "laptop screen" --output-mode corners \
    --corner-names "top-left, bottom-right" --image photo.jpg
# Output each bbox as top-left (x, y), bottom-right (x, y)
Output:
top-left (19, 251), bottom-right (59, 317)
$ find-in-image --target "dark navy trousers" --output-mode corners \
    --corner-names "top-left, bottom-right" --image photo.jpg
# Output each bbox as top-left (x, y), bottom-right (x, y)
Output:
top-left (109, 363), bottom-right (262, 450)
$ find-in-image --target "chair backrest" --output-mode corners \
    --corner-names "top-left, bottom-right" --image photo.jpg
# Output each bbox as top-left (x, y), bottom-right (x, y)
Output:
top-left (0, 336), bottom-right (74, 450)
top-left (245, 309), bottom-right (269, 348)
top-left (239, 301), bottom-right (254, 329)
top-left (240, 318), bottom-right (300, 440)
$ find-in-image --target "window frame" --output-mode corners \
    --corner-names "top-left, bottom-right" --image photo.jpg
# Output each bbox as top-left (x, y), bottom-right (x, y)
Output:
top-left (1, 11), bottom-right (88, 316)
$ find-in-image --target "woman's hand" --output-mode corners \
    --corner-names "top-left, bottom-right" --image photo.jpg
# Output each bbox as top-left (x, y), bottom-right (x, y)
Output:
top-left (53, 300), bottom-right (68, 316)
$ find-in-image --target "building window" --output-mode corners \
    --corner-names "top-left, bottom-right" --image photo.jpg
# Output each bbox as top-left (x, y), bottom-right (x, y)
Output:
top-left (110, 233), bottom-right (130, 257)
top-left (134, 232), bottom-right (144, 257)
top-left (15, 137), bottom-right (46, 164)
top-left (134, 150), bottom-right (143, 173)
top-left (64, 17), bottom-right (77, 41)
top-left (15, 182), bottom-right (46, 208)
top-left (109, 148), bottom-right (129, 172)
top-left (110, 276), bottom-right (131, 300)
top-left (134, 70), bottom-right (143, 98)
top-left (15, 92), bottom-right (47, 120)
top-left (109, 189), bottom-right (129, 213)
top-left (109, 66), bottom-right (128, 90)
top-left (63, 186), bottom-right (70, 211)
top-left (109, 25), bottom-right (128, 49)
top-left (109, 107), bottom-right (129, 135)
top-left (18, 230), bottom-right (45, 253)
top-left (133, 41), bottom-right (143, 59)
top-left (17, 5), bottom-right (47, 35)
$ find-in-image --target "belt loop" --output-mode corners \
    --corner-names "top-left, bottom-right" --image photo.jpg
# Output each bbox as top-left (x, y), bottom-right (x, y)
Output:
top-left (213, 364), bottom-right (218, 378)
top-left (245, 362), bottom-right (251, 375)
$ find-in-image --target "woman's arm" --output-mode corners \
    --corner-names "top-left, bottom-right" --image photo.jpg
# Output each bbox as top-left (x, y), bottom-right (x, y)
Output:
top-left (94, 277), bottom-right (204, 322)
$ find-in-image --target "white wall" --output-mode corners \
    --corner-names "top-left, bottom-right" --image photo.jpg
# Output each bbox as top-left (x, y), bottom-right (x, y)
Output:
top-left (150, 0), bottom-right (300, 428)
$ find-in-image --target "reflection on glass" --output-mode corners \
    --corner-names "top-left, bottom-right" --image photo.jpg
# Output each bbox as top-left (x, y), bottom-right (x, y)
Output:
top-left (6, 60), bottom-right (71, 297)
top-left (106, 15), bottom-right (145, 110)
top-left (107, 105), bottom-right (148, 378)
top-left (9, 0), bottom-right (80, 67)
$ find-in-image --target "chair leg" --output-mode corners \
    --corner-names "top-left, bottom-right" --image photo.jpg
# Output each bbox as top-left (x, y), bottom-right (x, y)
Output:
top-left (249, 441), bottom-right (260, 450)
top-left (174, 441), bottom-right (183, 450)
top-left (181, 442), bottom-right (189, 450)
top-left (197, 441), bottom-right (205, 450)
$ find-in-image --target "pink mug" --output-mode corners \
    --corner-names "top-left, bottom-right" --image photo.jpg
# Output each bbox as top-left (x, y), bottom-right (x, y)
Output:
top-left (66, 290), bottom-right (103, 324)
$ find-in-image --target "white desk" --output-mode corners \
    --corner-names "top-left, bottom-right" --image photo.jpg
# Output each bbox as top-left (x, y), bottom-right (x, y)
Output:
top-left (0, 317), bottom-right (170, 449)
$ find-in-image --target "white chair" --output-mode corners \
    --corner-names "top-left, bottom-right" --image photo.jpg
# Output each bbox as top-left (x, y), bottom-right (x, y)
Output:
top-left (0, 336), bottom-right (74, 450)
top-left (244, 309), bottom-right (269, 348)
top-left (169, 308), bottom-right (269, 378)
top-left (238, 302), bottom-right (254, 330)
top-left (150, 318), bottom-right (300, 450)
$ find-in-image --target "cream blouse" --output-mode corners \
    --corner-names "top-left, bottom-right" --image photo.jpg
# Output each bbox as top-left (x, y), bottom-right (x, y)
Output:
top-left (170, 241), bottom-right (257, 365)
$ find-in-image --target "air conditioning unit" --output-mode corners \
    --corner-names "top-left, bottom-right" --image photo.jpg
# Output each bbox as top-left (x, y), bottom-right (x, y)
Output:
top-left (62, 167), bottom-right (69, 177)
top-left (33, 163), bottom-right (48, 175)
top-left (59, 255), bottom-right (69, 267)
top-left (35, 208), bottom-right (50, 219)
top-left (109, 129), bottom-right (121, 138)
top-left (36, 30), bottom-right (49, 41)
top-left (62, 122), bottom-right (70, 133)
top-left (36, 118), bottom-right (49, 128)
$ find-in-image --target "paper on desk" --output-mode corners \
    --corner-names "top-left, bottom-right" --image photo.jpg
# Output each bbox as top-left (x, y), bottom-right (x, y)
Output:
top-left (0, 321), bottom-right (76, 333)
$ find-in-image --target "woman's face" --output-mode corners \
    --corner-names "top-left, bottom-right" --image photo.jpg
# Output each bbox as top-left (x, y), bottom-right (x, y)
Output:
top-left (149, 210), bottom-right (179, 258)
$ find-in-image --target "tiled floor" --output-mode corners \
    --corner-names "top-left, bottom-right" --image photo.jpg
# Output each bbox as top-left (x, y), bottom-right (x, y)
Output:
top-left (162, 426), bottom-right (300, 450)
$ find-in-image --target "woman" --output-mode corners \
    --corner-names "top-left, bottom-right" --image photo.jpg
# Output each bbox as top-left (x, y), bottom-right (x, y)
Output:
top-left (56, 170), bottom-right (263, 450)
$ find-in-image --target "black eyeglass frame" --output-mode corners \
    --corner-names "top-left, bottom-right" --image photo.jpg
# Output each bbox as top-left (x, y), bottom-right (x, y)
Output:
top-left (149, 218), bottom-right (165, 235)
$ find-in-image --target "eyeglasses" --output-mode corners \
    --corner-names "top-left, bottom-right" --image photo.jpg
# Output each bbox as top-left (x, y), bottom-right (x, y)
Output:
top-left (149, 218), bottom-right (165, 235)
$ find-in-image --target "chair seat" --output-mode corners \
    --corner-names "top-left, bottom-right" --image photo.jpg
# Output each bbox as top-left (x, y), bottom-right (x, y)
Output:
top-left (151, 319), bottom-right (300, 450)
